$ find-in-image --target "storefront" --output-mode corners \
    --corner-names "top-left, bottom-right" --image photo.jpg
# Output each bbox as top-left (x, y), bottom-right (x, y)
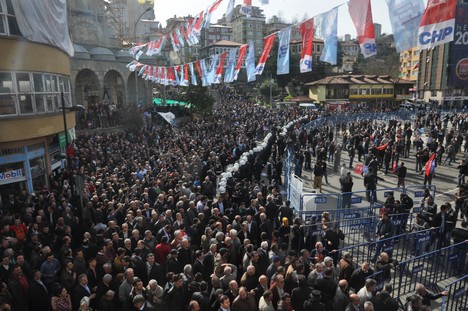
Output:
top-left (0, 143), bottom-right (48, 205)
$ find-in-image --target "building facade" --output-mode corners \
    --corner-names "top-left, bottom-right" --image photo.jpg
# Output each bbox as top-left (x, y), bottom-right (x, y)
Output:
top-left (306, 75), bottom-right (413, 109)
top-left (0, 0), bottom-right (75, 201)
top-left (399, 48), bottom-right (420, 82)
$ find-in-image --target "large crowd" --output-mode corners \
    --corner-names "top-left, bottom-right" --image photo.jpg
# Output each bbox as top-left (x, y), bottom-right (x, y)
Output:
top-left (1, 87), bottom-right (467, 311)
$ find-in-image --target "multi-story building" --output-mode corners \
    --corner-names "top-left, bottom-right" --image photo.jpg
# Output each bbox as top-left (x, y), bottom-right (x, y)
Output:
top-left (200, 40), bottom-right (242, 59)
top-left (305, 74), bottom-right (413, 109)
top-left (200, 24), bottom-right (233, 48)
top-left (399, 48), bottom-right (420, 82)
top-left (339, 35), bottom-right (360, 73)
top-left (416, 0), bottom-right (468, 108)
top-left (290, 39), bottom-right (325, 64)
top-left (0, 0), bottom-right (75, 197)
top-left (228, 5), bottom-right (266, 54)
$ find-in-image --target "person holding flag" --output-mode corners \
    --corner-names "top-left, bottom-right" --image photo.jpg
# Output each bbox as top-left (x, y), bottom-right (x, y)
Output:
top-left (424, 153), bottom-right (436, 185)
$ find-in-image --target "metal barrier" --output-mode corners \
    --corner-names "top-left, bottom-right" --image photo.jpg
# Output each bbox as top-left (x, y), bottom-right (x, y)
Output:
top-left (441, 275), bottom-right (468, 311)
top-left (364, 242), bottom-right (466, 309)
top-left (405, 185), bottom-right (437, 207)
top-left (337, 226), bottom-right (441, 268)
top-left (302, 192), bottom-right (342, 214)
top-left (297, 185), bottom-right (437, 217)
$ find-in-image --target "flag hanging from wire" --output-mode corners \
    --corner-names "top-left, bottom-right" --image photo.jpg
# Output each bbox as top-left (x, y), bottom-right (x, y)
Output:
top-left (417, 0), bottom-right (456, 50)
top-left (277, 28), bottom-right (291, 75)
top-left (315, 7), bottom-right (338, 65)
top-left (234, 44), bottom-right (248, 81)
top-left (299, 18), bottom-right (314, 73)
top-left (255, 34), bottom-right (276, 75)
top-left (348, 0), bottom-right (377, 58)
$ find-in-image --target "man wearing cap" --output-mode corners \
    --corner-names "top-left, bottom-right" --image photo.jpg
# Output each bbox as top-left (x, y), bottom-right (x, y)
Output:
top-left (166, 248), bottom-right (182, 274)
top-left (304, 290), bottom-right (325, 311)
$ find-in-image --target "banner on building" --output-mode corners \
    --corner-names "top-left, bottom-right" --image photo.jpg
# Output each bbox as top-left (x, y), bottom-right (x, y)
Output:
top-left (418, 0), bottom-right (457, 50)
top-left (277, 28), bottom-right (291, 75)
top-left (226, 0), bottom-right (236, 22)
top-left (315, 8), bottom-right (338, 65)
top-left (255, 34), bottom-right (276, 75)
top-left (386, 0), bottom-right (425, 53)
top-left (299, 18), bottom-right (314, 73)
top-left (348, 0), bottom-right (377, 58)
top-left (451, 3), bottom-right (468, 88)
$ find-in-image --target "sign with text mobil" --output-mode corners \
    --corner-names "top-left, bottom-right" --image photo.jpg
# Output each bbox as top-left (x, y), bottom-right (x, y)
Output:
top-left (418, 0), bottom-right (457, 50)
top-left (0, 169), bottom-right (23, 181)
top-left (451, 3), bottom-right (468, 87)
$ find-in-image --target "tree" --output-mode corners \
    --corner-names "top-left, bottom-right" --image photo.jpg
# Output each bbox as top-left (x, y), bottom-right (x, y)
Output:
top-left (185, 83), bottom-right (215, 114)
top-left (259, 78), bottom-right (281, 104)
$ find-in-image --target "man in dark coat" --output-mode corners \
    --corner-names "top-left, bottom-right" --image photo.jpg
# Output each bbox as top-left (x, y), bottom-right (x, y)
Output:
top-left (8, 266), bottom-right (30, 311)
top-left (291, 275), bottom-right (311, 311)
top-left (314, 268), bottom-right (337, 311)
top-left (29, 270), bottom-right (52, 311)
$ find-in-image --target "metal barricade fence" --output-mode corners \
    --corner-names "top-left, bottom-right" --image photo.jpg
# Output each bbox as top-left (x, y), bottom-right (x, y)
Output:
top-left (405, 185), bottom-right (437, 207)
top-left (441, 275), bottom-right (468, 311)
top-left (301, 192), bottom-right (342, 214)
top-left (341, 190), bottom-right (373, 210)
top-left (338, 226), bottom-right (441, 268)
top-left (364, 242), bottom-right (465, 309)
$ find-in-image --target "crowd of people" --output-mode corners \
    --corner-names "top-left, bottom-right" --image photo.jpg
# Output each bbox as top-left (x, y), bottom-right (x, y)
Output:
top-left (1, 87), bottom-right (467, 311)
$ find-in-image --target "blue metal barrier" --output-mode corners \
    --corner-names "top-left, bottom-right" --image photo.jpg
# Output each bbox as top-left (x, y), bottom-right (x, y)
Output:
top-left (364, 242), bottom-right (466, 308)
top-left (441, 275), bottom-right (468, 311)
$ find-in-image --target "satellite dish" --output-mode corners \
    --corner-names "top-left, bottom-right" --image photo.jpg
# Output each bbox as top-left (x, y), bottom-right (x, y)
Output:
top-left (169, 51), bottom-right (180, 64)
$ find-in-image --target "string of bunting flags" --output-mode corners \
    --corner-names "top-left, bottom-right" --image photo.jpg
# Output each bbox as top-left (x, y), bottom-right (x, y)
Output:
top-left (127, 0), bottom-right (458, 87)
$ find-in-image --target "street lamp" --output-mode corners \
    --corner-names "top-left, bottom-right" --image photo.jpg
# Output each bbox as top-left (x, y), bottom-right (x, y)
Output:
top-left (61, 92), bottom-right (84, 170)
top-left (133, 7), bottom-right (153, 107)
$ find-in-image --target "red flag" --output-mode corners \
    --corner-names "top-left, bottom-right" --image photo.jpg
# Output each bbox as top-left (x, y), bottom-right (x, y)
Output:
top-left (67, 139), bottom-right (75, 157)
top-left (255, 34), bottom-right (276, 75)
top-left (195, 60), bottom-right (203, 79)
top-left (213, 52), bottom-right (228, 84)
top-left (299, 18), bottom-right (314, 73)
top-left (376, 142), bottom-right (389, 151)
top-left (348, 0), bottom-right (376, 58)
top-left (425, 153), bottom-right (436, 177)
top-left (234, 44), bottom-right (248, 80)
top-left (192, 11), bottom-right (205, 36)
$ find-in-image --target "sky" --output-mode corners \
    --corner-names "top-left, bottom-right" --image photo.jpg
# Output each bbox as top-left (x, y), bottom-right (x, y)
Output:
top-left (153, 0), bottom-right (429, 38)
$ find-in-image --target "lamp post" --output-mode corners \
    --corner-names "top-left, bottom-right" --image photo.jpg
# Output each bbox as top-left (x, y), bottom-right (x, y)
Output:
top-left (133, 7), bottom-right (153, 107)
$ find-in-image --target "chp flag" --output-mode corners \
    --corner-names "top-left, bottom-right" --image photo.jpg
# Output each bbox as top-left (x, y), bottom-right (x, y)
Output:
top-left (277, 28), bottom-right (291, 75)
top-left (418, 0), bottom-right (457, 50)
top-left (255, 34), bottom-right (276, 75)
top-left (299, 18), bottom-right (314, 73)
top-left (348, 0), bottom-right (377, 58)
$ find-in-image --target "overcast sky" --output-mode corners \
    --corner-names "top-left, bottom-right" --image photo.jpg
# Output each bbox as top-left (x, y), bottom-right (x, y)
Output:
top-left (153, 0), bottom-right (429, 38)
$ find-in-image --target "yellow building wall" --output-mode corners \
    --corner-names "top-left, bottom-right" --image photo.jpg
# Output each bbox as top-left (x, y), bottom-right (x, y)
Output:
top-left (0, 38), bottom-right (70, 75)
top-left (308, 86), bottom-right (326, 102)
top-left (0, 112), bottom-right (76, 143)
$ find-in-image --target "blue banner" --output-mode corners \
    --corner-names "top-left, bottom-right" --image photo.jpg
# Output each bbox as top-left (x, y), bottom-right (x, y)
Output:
top-left (385, 0), bottom-right (425, 53)
top-left (277, 28), bottom-right (291, 75)
top-left (246, 42), bottom-right (256, 82)
top-left (451, 3), bottom-right (468, 88)
top-left (316, 8), bottom-right (338, 65)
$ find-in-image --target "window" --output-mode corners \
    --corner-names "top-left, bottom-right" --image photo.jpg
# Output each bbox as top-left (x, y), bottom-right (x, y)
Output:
top-left (0, 0), bottom-right (20, 36)
top-left (0, 72), bottom-right (70, 117)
